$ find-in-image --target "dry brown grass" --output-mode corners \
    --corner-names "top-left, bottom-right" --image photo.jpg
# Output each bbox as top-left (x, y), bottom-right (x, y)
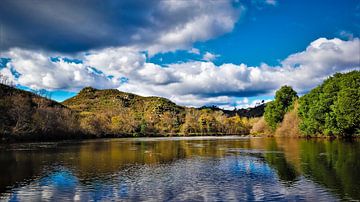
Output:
top-left (250, 117), bottom-right (272, 135)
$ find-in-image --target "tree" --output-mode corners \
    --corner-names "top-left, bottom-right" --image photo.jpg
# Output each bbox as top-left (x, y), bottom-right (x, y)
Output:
top-left (264, 101), bottom-right (284, 130)
top-left (264, 86), bottom-right (298, 130)
top-left (181, 108), bottom-right (201, 135)
top-left (298, 71), bottom-right (360, 137)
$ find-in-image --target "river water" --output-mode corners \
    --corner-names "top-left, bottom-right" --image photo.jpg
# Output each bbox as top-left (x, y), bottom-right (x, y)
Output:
top-left (0, 136), bottom-right (359, 201)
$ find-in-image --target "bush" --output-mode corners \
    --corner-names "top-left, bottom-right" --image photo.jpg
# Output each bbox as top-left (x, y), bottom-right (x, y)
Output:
top-left (250, 117), bottom-right (271, 135)
top-left (275, 101), bottom-right (301, 137)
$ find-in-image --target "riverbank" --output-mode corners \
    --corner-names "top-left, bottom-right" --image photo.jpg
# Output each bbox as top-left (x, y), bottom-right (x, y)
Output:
top-left (1, 133), bottom-right (252, 143)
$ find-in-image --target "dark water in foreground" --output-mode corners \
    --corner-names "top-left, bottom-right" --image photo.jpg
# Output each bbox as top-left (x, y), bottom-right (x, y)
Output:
top-left (0, 137), bottom-right (359, 201)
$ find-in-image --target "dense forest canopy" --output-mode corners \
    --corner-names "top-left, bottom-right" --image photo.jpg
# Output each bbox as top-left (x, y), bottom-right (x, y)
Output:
top-left (298, 71), bottom-right (360, 137)
top-left (263, 71), bottom-right (360, 137)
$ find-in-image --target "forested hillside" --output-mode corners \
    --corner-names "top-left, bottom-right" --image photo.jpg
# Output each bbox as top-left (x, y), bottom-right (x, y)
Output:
top-left (0, 84), bottom-right (80, 141)
top-left (62, 87), bottom-right (252, 137)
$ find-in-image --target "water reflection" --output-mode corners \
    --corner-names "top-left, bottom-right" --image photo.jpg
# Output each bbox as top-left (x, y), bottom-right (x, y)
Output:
top-left (0, 137), bottom-right (359, 201)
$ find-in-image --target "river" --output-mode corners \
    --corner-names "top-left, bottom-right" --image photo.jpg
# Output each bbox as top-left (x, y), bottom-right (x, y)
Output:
top-left (0, 136), bottom-right (359, 201)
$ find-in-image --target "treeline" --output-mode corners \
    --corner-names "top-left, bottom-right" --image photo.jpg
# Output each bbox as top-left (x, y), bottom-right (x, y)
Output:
top-left (78, 107), bottom-right (251, 137)
top-left (2, 71), bottom-right (358, 141)
top-left (254, 71), bottom-right (360, 137)
top-left (64, 87), bottom-right (252, 137)
top-left (0, 84), bottom-right (253, 141)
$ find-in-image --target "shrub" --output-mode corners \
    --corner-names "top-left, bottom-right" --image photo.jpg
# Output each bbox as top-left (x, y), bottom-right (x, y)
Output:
top-left (275, 101), bottom-right (301, 137)
top-left (250, 117), bottom-right (271, 135)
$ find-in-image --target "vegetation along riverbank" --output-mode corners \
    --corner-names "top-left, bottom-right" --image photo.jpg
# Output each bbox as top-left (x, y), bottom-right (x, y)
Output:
top-left (252, 71), bottom-right (360, 138)
top-left (1, 70), bottom-right (359, 142)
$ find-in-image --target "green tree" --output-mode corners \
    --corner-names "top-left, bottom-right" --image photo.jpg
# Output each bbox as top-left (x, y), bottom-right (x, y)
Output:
top-left (264, 85), bottom-right (298, 130)
top-left (298, 71), bottom-right (360, 137)
top-left (275, 85), bottom-right (298, 110)
top-left (264, 101), bottom-right (284, 130)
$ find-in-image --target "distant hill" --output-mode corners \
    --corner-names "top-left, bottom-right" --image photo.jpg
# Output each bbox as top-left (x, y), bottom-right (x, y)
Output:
top-left (199, 104), bottom-right (266, 118)
top-left (64, 87), bottom-right (265, 119)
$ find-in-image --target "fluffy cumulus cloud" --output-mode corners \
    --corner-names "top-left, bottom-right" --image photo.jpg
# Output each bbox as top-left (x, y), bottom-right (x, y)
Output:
top-left (2, 49), bottom-right (118, 91)
top-left (1, 37), bottom-right (358, 108)
top-left (116, 38), bottom-right (359, 104)
top-left (0, 0), bottom-right (242, 54)
top-left (145, 1), bottom-right (243, 54)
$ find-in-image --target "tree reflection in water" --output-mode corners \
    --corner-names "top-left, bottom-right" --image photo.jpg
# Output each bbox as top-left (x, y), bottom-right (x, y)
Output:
top-left (0, 137), bottom-right (358, 201)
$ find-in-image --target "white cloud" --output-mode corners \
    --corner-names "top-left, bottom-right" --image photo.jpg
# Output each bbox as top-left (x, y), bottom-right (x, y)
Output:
top-left (144, 1), bottom-right (244, 54)
top-left (280, 37), bottom-right (360, 92)
top-left (1, 0), bottom-right (244, 55)
top-left (2, 37), bottom-right (359, 108)
top-left (117, 37), bottom-right (360, 106)
top-left (232, 99), bottom-right (271, 110)
top-left (202, 52), bottom-right (220, 61)
top-left (171, 94), bottom-right (233, 108)
top-left (84, 47), bottom-right (146, 79)
top-left (0, 68), bottom-right (16, 84)
top-left (2, 49), bottom-right (118, 91)
top-left (189, 48), bottom-right (200, 55)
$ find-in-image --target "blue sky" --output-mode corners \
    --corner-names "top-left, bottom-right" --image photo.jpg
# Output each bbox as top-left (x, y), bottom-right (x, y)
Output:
top-left (150, 0), bottom-right (359, 66)
top-left (0, 0), bottom-right (359, 109)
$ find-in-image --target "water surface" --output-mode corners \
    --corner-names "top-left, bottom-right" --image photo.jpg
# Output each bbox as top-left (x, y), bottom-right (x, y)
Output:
top-left (0, 136), bottom-right (359, 201)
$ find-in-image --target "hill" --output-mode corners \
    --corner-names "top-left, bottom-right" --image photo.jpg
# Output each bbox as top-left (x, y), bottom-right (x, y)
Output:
top-left (62, 87), bottom-right (253, 137)
top-left (0, 84), bottom-right (80, 141)
top-left (199, 104), bottom-right (266, 118)
top-left (63, 87), bottom-right (184, 117)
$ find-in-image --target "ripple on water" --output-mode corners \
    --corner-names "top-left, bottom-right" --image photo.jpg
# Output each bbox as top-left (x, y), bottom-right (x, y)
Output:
top-left (227, 148), bottom-right (283, 154)
top-left (0, 155), bottom-right (341, 201)
top-left (1, 137), bottom-right (355, 201)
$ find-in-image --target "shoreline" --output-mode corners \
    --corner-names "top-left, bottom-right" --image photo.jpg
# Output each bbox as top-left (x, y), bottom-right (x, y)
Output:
top-left (0, 133), bottom-right (250, 144)
top-left (1, 133), bottom-right (359, 144)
